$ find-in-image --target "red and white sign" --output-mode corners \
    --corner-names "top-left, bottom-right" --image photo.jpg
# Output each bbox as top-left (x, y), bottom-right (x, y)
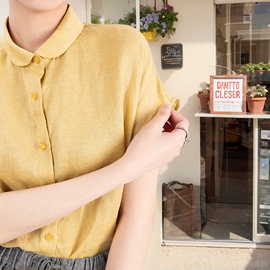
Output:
top-left (210, 75), bottom-right (246, 114)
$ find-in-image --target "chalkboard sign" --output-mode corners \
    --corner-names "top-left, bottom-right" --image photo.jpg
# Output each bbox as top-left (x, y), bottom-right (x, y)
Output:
top-left (161, 43), bottom-right (183, 70)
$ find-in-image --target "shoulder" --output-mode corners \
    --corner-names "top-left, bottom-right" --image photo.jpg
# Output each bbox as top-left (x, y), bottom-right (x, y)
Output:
top-left (0, 38), bottom-right (4, 53)
top-left (0, 38), bottom-right (5, 60)
top-left (80, 24), bottom-right (150, 55)
top-left (83, 23), bottom-right (142, 40)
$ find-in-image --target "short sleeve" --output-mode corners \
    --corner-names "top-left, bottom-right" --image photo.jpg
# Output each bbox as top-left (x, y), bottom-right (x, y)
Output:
top-left (131, 35), bottom-right (180, 137)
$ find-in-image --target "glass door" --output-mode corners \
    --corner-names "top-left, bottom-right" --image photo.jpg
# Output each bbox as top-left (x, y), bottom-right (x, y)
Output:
top-left (255, 119), bottom-right (270, 242)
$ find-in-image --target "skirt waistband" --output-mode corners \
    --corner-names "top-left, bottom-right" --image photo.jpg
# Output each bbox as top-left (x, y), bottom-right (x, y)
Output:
top-left (0, 246), bottom-right (108, 270)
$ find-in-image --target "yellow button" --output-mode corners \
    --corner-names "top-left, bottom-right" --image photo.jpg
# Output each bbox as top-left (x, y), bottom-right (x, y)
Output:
top-left (38, 142), bottom-right (47, 150)
top-left (31, 92), bottom-right (38, 100)
top-left (33, 55), bottom-right (41, 64)
top-left (44, 233), bottom-right (53, 241)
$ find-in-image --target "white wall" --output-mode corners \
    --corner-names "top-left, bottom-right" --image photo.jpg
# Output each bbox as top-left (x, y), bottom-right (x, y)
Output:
top-left (0, 2), bottom-right (9, 36)
top-left (0, 1), bottom-right (86, 37)
top-left (68, 0), bottom-right (88, 22)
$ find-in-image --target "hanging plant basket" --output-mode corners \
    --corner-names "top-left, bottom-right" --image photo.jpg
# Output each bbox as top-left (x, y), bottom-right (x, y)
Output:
top-left (118, 5), bottom-right (178, 40)
top-left (142, 28), bottom-right (157, 41)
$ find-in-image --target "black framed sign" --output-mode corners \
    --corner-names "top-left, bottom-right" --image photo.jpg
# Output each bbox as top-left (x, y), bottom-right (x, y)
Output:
top-left (210, 75), bottom-right (247, 114)
top-left (161, 43), bottom-right (183, 70)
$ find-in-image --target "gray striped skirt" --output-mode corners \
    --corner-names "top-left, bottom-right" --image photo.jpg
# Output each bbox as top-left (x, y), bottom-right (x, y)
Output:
top-left (0, 246), bottom-right (108, 270)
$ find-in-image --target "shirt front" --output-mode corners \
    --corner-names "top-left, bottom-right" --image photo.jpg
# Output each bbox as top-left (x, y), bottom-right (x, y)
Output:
top-left (0, 6), bottom-right (179, 258)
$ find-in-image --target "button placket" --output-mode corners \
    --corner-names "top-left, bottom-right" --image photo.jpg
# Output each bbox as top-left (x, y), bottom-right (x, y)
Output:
top-left (28, 58), bottom-right (55, 184)
top-left (29, 57), bottom-right (47, 151)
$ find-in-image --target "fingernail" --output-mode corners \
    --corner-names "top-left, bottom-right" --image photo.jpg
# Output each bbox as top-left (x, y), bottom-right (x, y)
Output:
top-left (163, 104), bottom-right (171, 110)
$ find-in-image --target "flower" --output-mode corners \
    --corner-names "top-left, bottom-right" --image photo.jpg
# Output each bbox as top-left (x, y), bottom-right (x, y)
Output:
top-left (246, 84), bottom-right (268, 98)
top-left (118, 5), bottom-right (178, 38)
top-left (156, 5), bottom-right (178, 37)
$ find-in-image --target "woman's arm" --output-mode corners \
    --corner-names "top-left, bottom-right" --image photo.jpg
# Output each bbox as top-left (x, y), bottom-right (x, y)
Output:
top-left (0, 158), bottom-right (138, 245)
top-left (0, 105), bottom-right (189, 245)
top-left (105, 169), bottom-right (159, 270)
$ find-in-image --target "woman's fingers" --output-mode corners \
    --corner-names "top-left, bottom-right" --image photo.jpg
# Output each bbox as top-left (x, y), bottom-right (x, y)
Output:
top-left (147, 104), bottom-right (172, 131)
top-left (125, 104), bottom-right (189, 172)
top-left (166, 108), bottom-right (189, 131)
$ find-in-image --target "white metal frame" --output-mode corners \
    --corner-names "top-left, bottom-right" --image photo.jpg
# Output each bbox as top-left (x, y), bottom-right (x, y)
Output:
top-left (194, 111), bottom-right (270, 245)
top-left (163, 112), bottom-right (270, 247)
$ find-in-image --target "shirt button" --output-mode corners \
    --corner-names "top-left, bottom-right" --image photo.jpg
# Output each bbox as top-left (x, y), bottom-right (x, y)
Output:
top-left (31, 92), bottom-right (38, 100)
top-left (33, 55), bottom-right (41, 64)
top-left (38, 142), bottom-right (47, 150)
top-left (44, 233), bottom-right (54, 241)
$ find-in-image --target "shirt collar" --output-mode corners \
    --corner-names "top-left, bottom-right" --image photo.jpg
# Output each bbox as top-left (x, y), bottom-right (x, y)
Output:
top-left (2, 6), bottom-right (84, 67)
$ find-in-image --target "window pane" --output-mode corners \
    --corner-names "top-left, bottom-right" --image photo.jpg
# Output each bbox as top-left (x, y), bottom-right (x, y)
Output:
top-left (200, 117), bottom-right (253, 241)
top-left (163, 117), bottom-right (253, 241)
top-left (216, 2), bottom-right (270, 74)
top-left (91, 0), bottom-right (136, 24)
top-left (258, 120), bottom-right (270, 235)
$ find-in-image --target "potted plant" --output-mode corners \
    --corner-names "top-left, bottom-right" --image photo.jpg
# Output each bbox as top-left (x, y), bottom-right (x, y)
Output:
top-left (118, 4), bottom-right (178, 40)
top-left (197, 86), bottom-right (210, 111)
top-left (239, 62), bottom-right (270, 85)
top-left (240, 62), bottom-right (270, 73)
top-left (246, 84), bottom-right (268, 113)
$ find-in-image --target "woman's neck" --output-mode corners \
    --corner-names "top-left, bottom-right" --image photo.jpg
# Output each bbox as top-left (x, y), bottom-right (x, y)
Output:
top-left (8, 1), bottom-right (68, 53)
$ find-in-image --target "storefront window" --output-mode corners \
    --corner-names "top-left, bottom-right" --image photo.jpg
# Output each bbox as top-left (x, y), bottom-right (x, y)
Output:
top-left (199, 117), bottom-right (253, 241)
top-left (163, 1), bottom-right (270, 244)
top-left (216, 2), bottom-right (270, 75)
top-left (90, 0), bottom-right (165, 25)
top-left (91, 0), bottom-right (136, 24)
top-left (163, 117), bottom-right (253, 242)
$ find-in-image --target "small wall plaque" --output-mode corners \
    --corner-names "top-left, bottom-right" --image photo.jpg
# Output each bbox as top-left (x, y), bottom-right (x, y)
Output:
top-left (161, 43), bottom-right (183, 70)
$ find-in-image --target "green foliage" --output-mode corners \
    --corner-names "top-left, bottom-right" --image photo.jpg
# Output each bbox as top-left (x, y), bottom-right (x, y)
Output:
top-left (91, 15), bottom-right (115, 24)
top-left (118, 5), bottom-right (178, 38)
top-left (240, 62), bottom-right (270, 72)
top-left (157, 5), bottom-right (178, 37)
top-left (118, 8), bottom-right (137, 26)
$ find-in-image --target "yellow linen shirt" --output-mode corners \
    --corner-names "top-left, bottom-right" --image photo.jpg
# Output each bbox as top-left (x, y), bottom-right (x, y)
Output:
top-left (0, 7), bottom-right (179, 258)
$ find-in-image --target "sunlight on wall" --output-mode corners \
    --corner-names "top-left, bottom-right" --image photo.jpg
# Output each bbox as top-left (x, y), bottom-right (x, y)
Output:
top-left (0, 3), bottom-right (9, 36)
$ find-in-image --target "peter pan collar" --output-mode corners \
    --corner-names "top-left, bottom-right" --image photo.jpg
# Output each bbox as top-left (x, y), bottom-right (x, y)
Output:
top-left (2, 6), bottom-right (84, 67)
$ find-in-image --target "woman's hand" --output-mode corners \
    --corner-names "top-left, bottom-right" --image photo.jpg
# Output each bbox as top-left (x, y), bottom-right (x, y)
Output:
top-left (123, 104), bottom-right (189, 174)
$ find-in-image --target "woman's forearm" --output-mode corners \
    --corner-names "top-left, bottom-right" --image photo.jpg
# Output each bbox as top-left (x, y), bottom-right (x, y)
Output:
top-left (0, 157), bottom-right (135, 245)
top-left (105, 170), bottom-right (158, 270)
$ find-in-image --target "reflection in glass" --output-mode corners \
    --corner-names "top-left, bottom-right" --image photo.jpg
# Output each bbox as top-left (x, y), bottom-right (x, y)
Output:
top-left (163, 118), bottom-right (253, 241)
top-left (216, 2), bottom-right (270, 74)
top-left (91, 0), bottom-right (136, 24)
top-left (258, 120), bottom-right (270, 235)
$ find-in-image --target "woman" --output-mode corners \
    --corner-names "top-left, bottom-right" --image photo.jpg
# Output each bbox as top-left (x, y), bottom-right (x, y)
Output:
top-left (0, 1), bottom-right (189, 269)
